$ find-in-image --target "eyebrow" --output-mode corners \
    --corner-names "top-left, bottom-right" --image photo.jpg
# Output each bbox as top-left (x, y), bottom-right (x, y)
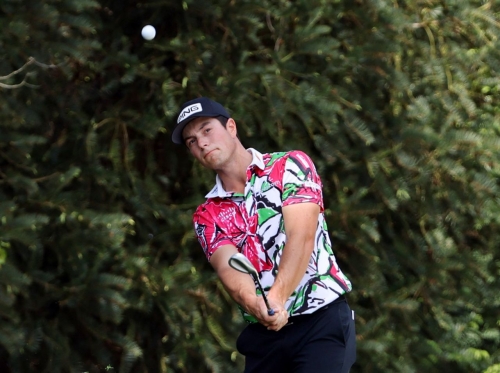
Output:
top-left (183, 120), bottom-right (212, 143)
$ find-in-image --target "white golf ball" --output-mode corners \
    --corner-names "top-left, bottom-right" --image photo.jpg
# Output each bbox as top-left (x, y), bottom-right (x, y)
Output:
top-left (141, 25), bottom-right (156, 40)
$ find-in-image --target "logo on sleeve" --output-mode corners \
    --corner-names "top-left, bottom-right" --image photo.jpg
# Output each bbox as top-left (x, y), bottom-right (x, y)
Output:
top-left (178, 103), bottom-right (203, 123)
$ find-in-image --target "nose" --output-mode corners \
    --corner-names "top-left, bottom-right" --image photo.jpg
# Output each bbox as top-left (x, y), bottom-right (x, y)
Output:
top-left (198, 136), bottom-right (210, 148)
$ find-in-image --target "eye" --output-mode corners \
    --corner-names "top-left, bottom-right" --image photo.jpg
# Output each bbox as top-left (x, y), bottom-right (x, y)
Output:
top-left (186, 138), bottom-right (195, 147)
top-left (205, 127), bottom-right (211, 133)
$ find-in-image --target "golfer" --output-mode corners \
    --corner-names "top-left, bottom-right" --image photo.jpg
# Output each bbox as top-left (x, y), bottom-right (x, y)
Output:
top-left (172, 97), bottom-right (356, 373)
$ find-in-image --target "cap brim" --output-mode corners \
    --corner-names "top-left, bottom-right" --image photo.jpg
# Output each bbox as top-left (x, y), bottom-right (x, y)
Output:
top-left (171, 118), bottom-right (192, 145)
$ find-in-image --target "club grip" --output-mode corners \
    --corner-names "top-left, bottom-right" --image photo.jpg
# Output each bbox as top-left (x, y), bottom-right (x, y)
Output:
top-left (267, 308), bottom-right (275, 316)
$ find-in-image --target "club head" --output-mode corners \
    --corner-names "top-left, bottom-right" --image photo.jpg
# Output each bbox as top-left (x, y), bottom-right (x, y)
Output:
top-left (228, 253), bottom-right (275, 316)
top-left (228, 253), bottom-right (258, 277)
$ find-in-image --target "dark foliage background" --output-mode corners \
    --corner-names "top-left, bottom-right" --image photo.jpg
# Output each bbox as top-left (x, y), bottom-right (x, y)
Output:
top-left (1, 0), bottom-right (499, 372)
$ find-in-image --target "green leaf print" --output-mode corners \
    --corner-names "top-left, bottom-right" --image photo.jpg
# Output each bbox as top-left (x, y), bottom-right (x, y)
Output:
top-left (258, 207), bottom-right (279, 225)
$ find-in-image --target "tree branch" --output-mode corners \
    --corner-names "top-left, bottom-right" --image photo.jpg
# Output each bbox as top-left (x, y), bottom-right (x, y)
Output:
top-left (0, 57), bottom-right (63, 89)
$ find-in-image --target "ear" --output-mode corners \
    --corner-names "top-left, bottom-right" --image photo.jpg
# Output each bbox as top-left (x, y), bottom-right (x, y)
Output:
top-left (226, 118), bottom-right (238, 138)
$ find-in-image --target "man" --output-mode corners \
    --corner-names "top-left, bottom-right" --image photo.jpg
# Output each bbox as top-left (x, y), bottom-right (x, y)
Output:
top-left (172, 97), bottom-right (356, 373)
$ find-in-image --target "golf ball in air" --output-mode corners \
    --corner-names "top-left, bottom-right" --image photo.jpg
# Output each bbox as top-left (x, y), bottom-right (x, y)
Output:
top-left (141, 25), bottom-right (156, 40)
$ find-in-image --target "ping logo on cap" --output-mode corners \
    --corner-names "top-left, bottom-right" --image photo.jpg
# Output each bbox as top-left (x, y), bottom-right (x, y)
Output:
top-left (177, 103), bottom-right (203, 123)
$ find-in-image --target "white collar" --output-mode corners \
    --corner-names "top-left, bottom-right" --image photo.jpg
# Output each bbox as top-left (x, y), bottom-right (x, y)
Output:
top-left (205, 148), bottom-right (265, 198)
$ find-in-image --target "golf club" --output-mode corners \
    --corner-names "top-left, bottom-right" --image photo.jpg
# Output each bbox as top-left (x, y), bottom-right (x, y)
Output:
top-left (228, 253), bottom-right (275, 316)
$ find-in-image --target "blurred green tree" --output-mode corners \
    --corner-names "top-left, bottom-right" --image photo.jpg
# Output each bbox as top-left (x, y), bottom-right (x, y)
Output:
top-left (0, 0), bottom-right (499, 372)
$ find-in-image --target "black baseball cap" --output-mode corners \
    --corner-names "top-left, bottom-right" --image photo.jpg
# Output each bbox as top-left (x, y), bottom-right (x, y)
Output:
top-left (172, 97), bottom-right (230, 144)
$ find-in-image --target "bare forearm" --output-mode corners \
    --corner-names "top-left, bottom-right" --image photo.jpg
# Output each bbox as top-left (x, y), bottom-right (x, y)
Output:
top-left (268, 203), bottom-right (319, 306)
top-left (210, 245), bottom-right (257, 308)
top-left (210, 245), bottom-right (288, 328)
top-left (268, 237), bottom-right (314, 304)
top-left (216, 264), bottom-right (259, 309)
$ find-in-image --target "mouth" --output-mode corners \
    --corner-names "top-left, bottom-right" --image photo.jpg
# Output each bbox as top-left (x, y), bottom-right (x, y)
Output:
top-left (204, 149), bottom-right (216, 158)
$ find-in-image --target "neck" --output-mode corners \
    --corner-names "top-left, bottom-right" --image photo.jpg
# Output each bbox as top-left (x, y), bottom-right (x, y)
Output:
top-left (217, 146), bottom-right (253, 194)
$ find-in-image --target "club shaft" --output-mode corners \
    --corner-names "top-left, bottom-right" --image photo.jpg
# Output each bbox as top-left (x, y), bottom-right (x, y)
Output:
top-left (251, 274), bottom-right (275, 316)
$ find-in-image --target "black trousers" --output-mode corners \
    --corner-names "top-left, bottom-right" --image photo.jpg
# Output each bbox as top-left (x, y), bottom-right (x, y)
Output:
top-left (236, 297), bottom-right (356, 373)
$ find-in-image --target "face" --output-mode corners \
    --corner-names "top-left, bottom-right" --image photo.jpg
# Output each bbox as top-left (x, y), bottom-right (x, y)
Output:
top-left (182, 116), bottom-right (238, 170)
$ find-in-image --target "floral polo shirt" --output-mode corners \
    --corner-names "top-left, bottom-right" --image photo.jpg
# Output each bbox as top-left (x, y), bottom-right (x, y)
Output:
top-left (193, 148), bottom-right (352, 322)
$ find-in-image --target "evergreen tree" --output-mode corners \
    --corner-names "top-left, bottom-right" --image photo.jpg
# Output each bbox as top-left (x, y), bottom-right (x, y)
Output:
top-left (1, 0), bottom-right (499, 372)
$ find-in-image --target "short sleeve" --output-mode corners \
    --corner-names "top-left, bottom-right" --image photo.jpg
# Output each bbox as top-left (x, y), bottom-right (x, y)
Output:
top-left (193, 203), bottom-right (234, 261)
top-left (282, 151), bottom-right (324, 210)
